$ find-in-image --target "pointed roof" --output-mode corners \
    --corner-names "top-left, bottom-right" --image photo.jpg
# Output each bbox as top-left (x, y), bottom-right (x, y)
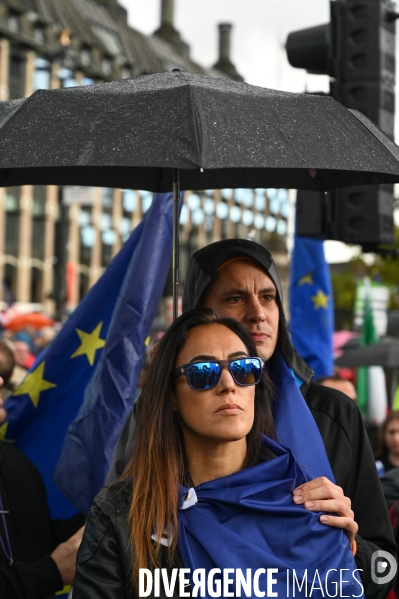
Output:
top-left (1, 0), bottom-right (235, 81)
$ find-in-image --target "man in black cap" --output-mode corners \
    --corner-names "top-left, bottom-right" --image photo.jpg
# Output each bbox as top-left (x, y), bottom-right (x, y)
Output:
top-left (109, 238), bottom-right (396, 598)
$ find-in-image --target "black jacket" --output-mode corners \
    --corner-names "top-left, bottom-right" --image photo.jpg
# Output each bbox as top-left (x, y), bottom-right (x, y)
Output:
top-left (0, 442), bottom-right (83, 599)
top-left (73, 482), bottom-right (147, 599)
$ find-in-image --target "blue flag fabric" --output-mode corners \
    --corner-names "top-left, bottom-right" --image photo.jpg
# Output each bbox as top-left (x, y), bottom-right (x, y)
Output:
top-left (269, 349), bottom-right (334, 481)
top-left (289, 236), bottom-right (334, 379)
top-left (4, 192), bottom-right (178, 518)
top-left (177, 435), bottom-right (363, 599)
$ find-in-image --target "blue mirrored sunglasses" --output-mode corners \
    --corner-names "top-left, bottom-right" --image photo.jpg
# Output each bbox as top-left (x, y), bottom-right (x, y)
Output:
top-left (173, 357), bottom-right (264, 391)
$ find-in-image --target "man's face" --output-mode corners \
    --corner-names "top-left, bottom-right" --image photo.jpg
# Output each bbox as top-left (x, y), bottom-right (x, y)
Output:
top-left (202, 260), bottom-right (279, 361)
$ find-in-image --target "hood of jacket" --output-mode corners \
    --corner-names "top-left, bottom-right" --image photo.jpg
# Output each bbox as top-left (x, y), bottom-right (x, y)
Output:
top-left (182, 238), bottom-right (314, 388)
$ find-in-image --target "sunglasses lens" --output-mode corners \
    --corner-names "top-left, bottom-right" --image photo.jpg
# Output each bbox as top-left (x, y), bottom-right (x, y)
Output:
top-left (230, 358), bottom-right (262, 385)
top-left (186, 362), bottom-right (221, 390)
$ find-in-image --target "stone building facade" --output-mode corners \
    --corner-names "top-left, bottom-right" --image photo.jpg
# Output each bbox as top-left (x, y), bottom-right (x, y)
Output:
top-left (0, 0), bottom-right (289, 316)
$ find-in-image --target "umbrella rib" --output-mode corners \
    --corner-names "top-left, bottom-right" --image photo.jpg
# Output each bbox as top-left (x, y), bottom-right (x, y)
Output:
top-left (311, 170), bottom-right (327, 192)
top-left (188, 85), bottom-right (203, 165)
top-left (172, 168), bottom-right (180, 321)
top-left (0, 97), bottom-right (29, 132)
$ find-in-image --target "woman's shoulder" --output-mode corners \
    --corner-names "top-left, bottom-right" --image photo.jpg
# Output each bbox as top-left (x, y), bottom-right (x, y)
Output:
top-left (92, 479), bottom-right (133, 518)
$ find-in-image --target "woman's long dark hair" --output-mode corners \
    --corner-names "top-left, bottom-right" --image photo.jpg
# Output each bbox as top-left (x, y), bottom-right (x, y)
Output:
top-left (124, 308), bottom-right (276, 585)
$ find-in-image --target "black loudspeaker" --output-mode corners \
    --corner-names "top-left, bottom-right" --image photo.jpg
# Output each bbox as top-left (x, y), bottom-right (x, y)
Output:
top-left (332, 184), bottom-right (395, 245)
top-left (295, 190), bottom-right (328, 239)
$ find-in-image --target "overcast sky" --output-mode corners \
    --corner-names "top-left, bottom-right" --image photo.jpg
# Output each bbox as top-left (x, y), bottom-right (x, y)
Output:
top-left (118, 0), bottom-right (331, 93)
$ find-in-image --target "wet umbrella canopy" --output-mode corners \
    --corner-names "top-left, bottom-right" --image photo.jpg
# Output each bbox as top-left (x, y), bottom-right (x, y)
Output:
top-left (3, 70), bottom-right (399, 317)
top-left (1, 71), bottom-right (399, 191)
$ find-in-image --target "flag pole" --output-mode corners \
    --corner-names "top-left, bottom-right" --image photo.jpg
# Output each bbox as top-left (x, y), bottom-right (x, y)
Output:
top-left (172, 168), bottom-right (180, 321)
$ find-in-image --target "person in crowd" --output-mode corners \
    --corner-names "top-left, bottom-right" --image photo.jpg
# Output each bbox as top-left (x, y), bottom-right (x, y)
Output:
top-left (0, 340), bottom-right (17, 400)
top-left (0, 337), bottom-right (28, 392)
top-left (108, 238), bottom-right (396, 599)
top-left (12, 332), bottom-right (35, 370)
top-left (315, 374), bottom-right (357, 401)
top-left (375, 411), bottom-right (399, 475)
top-left (32, 326), bottom-right (56, 355)
top-left (0, 342), bottom-right (84, 599)
top-left (73, 309), bottom-right (364, 598)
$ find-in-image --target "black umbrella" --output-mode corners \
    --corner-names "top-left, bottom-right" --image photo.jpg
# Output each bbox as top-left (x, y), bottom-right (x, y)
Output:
top-left (335, 338), bottom-right (399, 368)
top-left (3, 71), bottom-right (399, 315)
top-left (2, 72), bottom-right (399, 190)
top-left (341, 337), bottom-right (361, 351)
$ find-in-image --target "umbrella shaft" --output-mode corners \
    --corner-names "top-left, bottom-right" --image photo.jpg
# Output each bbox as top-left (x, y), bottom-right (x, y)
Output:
top-left (173, 169), bottom-right (180, 321)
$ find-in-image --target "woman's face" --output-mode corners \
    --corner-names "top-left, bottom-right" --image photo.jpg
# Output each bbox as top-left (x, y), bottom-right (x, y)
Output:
top-left (173, 324), bottom-right (255, 446)
top-left (385, 418), bottom-right (399, 455)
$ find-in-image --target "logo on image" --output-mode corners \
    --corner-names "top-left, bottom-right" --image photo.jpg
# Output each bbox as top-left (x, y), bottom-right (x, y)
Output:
top-left (371, 550), bottom-right (397, 585)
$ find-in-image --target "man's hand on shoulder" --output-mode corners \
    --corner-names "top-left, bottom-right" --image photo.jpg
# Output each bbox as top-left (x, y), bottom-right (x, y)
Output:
top-left (51, 526), bottom-right (85, 585)
top-left (293, 477), bottom-right (358, 545)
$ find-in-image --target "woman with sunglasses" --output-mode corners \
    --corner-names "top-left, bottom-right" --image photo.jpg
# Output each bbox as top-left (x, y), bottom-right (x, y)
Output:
top-left (73, 309), bottom-right (363, 599)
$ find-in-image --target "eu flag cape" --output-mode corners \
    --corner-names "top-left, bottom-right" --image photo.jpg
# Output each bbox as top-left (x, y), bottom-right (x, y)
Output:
top-left (289, 236), bottom-right (334, 379)
top-left (177, 435), bottom-right (364, 599)
top-left (4, 192), bottom-right (178, 518)
top-left (268, 350), bottom-right (334, 481)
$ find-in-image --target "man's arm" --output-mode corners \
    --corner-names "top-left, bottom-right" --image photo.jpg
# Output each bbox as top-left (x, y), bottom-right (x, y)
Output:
top-left (0, 557), bottom-right (64, 599)
top-left (51, 526), bottom-right (84, 586)
top-left (0, 526), bottom-right (84, 599)
top-left (50, 513), bottom-right (85, 549)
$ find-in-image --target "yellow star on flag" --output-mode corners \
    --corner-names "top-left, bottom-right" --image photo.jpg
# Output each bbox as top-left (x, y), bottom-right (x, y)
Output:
top-left (299, 274), bottom-right (313, 286)
top-left (0, 423), bottom-right (8, 441)
top-left (13, 362), bottom-right (56, 408)
top-left (71, 322), bottom-right (106, 366)
top-left (311, 290), bottom-right (330, 310)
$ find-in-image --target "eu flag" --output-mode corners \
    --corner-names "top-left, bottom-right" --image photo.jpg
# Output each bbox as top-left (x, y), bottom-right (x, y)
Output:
top-left (3, 192), bottom-right (178, 518)
top-left (289, 235), bottom-right (334, 379)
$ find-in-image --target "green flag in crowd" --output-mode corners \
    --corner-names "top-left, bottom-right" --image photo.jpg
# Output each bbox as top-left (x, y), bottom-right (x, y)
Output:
top-left (356, 279), bottom-right (378, 417)
top-left (394, 385), bottom-right (399, 411)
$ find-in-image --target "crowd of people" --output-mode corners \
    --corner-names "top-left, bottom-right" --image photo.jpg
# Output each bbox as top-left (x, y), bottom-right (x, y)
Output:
top-left (0, 238), bottom-right (397, 599)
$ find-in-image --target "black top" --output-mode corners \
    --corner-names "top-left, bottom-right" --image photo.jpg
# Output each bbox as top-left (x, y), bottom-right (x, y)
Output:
top-left (0, 442), bottom-right (83, 599)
